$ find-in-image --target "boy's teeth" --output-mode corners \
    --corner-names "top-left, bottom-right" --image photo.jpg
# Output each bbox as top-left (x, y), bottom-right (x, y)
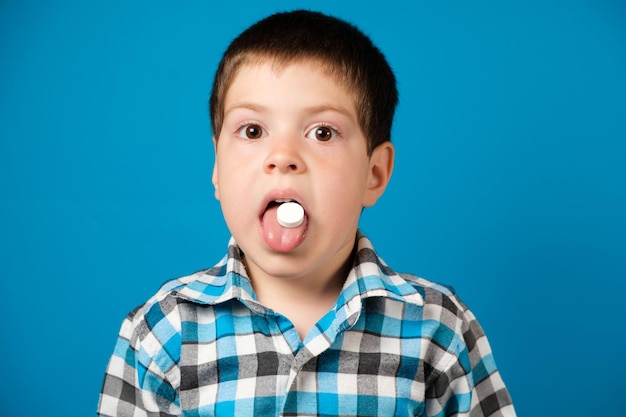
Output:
top-left (274, 198), bottom-right (293, 203)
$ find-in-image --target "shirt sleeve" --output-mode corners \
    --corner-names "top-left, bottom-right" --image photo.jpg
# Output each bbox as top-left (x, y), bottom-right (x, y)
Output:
top-left (425, 299), bottom-right (517, 417)
top-left (97, 302), bottom-right (182, 417)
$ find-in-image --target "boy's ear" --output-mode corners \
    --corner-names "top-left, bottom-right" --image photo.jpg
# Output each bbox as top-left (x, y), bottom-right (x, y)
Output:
top-left (211, 137), bottom-right (220, 200)
top-left (363, 142), bottom-right (394, 207)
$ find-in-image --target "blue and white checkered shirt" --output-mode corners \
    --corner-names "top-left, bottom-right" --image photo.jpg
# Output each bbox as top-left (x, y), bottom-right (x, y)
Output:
top-left (98, 233), bottom-right (516, 416)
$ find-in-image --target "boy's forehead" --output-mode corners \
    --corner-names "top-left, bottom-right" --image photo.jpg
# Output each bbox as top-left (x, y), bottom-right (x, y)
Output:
top-left (229, 56), bottom-right (357, 102)
top-left (224, 61), bottom-right (358, 118)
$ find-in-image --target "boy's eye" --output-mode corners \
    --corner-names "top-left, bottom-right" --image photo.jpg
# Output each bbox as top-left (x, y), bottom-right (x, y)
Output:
top-left (237, 124), bottom-right (265, 140)
top-left (306, 125), bottom-right (336, 142)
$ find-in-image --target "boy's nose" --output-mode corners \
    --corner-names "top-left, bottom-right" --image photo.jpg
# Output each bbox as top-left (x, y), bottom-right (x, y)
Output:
top-left (263, 135), bottom-right (306, 174)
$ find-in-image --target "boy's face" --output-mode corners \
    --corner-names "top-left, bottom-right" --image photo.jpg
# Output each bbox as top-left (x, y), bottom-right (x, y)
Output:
top-left (212, 60), bottom-right (393, 283)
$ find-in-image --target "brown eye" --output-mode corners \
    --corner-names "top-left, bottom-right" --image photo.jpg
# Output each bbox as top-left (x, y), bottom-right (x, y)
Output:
top-left (238, 124), bottom-right (264, 140)
top-left (307, 125), bottom-right (337, 142)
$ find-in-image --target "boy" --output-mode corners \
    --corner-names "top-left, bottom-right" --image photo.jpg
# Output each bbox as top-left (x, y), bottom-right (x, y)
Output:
top-left (98, 10), bottom-right (516, 417)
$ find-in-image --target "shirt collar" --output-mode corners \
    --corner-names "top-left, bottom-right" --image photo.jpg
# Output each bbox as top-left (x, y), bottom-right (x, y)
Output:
top-left (172, 231), bottom-right (424, 312)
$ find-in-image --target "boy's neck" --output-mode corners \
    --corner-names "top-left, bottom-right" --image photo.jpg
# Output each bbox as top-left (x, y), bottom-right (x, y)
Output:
top-left (243, 249), bottom-right (354, 340)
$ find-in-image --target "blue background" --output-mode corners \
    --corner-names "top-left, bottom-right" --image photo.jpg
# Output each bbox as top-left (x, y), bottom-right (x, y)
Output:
top-left (1, 0), bottom-right (625, 415)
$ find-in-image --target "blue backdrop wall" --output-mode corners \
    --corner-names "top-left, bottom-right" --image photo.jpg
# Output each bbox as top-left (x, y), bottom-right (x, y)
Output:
top-left (1, 1), bottom-right (625, 415)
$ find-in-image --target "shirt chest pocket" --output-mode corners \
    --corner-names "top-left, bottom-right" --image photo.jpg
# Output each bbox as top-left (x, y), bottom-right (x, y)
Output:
top-left (178, 340), bottom-right (294, 416)
top-left (297, 348), bottom-right (424, 416)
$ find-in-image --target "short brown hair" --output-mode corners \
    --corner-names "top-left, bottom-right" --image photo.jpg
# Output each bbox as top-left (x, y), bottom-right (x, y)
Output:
top-left (209, 10), bottom-right (398, 154)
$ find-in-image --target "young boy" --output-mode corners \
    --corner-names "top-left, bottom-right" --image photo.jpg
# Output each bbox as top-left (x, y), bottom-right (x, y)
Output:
top-left (98, 10), bottom-right (516, 417)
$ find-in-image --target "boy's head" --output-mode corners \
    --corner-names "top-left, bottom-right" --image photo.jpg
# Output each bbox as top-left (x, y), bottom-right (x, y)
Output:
top-left (210, 10), bottom-right (397, 284)
top-left (209, 10), bottom-right (398, 154)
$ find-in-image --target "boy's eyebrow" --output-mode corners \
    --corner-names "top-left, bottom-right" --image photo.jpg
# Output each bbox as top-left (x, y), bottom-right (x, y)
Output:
top-left (224, 102), bottom-right (355, 120)
top-left (303, 104), bottom-right (355, 120)
top-left (224, 102), bottom-right (267, 117)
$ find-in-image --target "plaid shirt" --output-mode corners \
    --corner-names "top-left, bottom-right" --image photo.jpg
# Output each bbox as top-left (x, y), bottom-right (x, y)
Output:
top-left (98, 233), bottom-right (515, 417)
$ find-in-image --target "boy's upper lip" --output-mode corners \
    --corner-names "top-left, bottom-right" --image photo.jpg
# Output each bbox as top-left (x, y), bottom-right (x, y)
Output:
top-left (259, 188), bottom-right (306, 219)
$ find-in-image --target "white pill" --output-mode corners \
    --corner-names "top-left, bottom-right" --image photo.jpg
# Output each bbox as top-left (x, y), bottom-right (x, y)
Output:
top-left (276, 202), bottom-right (305, 228)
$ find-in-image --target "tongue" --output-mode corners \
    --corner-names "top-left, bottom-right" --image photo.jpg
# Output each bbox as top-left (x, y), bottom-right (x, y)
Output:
top-left (261, 205), bottom-right (307, 252)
